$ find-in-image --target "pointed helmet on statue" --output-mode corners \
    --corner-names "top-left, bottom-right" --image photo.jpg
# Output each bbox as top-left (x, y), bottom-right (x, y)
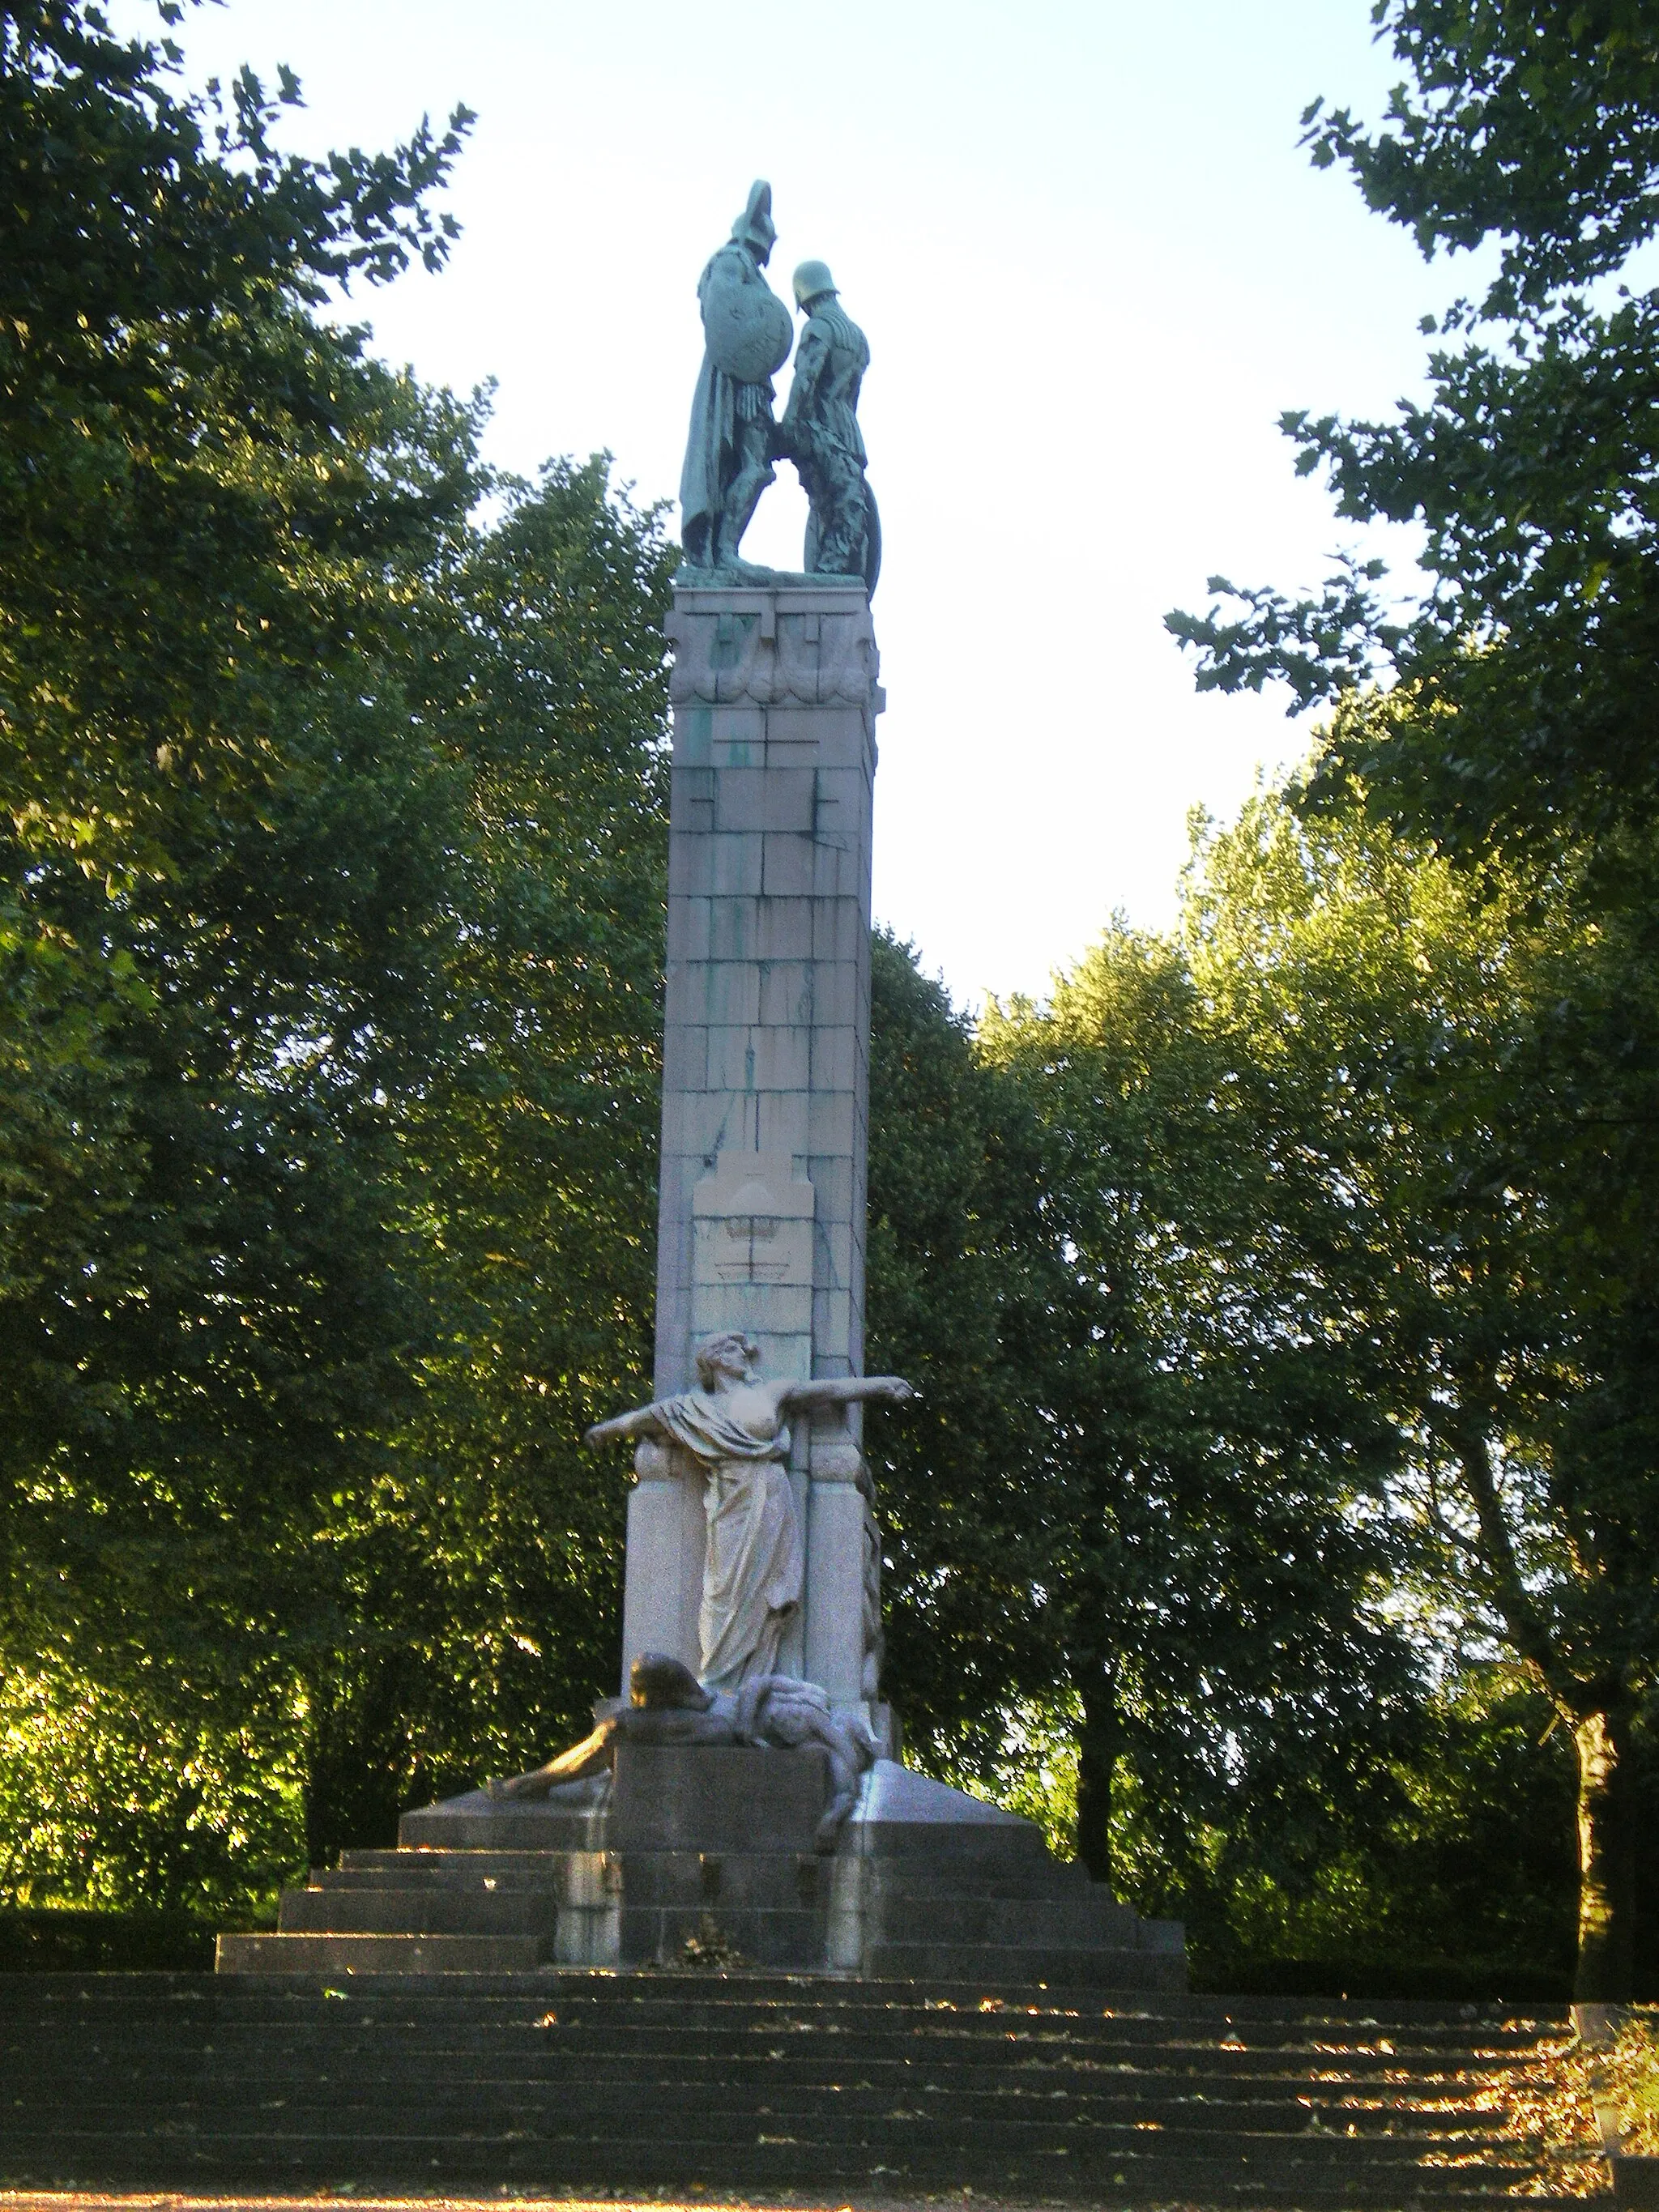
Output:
top-left (731, 179), bottom-right (777, 261)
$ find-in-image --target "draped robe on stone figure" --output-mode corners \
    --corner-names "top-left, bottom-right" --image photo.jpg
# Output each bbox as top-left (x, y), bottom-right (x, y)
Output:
top-left (643, 1388), bottom-right (803, 1691)
top-left (680, 240), bottom-right (777, 566)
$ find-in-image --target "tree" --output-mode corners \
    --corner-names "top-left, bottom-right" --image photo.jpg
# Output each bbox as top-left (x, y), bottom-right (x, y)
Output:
top-left (0, 0), bottom-right (483, 1906)
top-left (1187, 786), bottom-right (1659, 2002)
top-left (1163, 0), bottom-right (1659, 2003)
top-left (863, 931), bottom-right (1055, 1769)
top-left (979, 918), bottom-right (1416, 1911)
top-left (1166, 2), bottom-right (1659, 859)
top-left (295, 458), bottom-right (677, 1865)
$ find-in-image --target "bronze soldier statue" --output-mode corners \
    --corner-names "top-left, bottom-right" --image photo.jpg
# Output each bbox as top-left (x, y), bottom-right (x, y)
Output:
top-left (780, 259), bottom-right (880, 595)
top-left (680, 182), bottom-right (794, 571)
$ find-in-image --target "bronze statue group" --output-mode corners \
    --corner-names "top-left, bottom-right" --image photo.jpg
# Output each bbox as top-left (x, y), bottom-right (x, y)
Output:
top-left (680, 181), bottom-right (880, 593)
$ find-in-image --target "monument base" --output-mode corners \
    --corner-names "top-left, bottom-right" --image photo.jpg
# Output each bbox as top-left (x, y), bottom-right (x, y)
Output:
top-left (217, 1748), bottom-right (1186, 1987)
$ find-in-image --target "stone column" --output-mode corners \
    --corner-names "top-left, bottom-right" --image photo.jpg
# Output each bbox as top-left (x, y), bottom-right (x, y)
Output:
top-left (617, 578), bottom-right (885, 1715)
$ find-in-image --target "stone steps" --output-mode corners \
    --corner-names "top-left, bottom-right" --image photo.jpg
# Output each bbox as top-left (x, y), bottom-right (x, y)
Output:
top-left (0, 2137), bottom-right (1559, 2206)
top-left (215, 1933), bottom-right (549, 1974)
top-left (0, 1971), bottom-right (1581, 2205)
top-left (0, 2069), bottom-right (1525, 2128)
top-left (278, 1886), bottom-right (559, 1934)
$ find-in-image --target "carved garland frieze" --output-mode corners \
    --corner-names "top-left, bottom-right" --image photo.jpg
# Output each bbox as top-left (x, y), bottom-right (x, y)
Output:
top-left (666, 603), bottom-right (880, 708)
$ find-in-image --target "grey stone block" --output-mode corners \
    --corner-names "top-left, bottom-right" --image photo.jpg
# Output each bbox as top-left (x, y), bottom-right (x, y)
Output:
top-left (817, 1220), bottom-right (855, 1285)
top-left (804, 1095), bottom-right (859, 1158)
top-left (621, 1902), bottom-right (822, 1971)
top-left (709, 833), bottom-right (765, 899)
top-left (767, 704), bottom-right (872, 765)
top-left (811, 1027), bottom-right (858, 1094)
top-left (660, 1091), bottom-right (747, 1156)
top-left (618, 1849), bottom-right (823, 1911)
top-left (813, 761), bottom-right (872, 812)
top-left (811, 1289), bottom-right (854, 1361)
top-left (812, 839), bottom-right (862, 898)
top-left (665, 895), bottom-right (711, 964)
top-left (660, 1023), bottom-right (706, 1092)
top-left (685, 960), bottom-right (761, 1027)
top-left (861, 1891), bottom-right (1137, 1950)
top-left (669, 765), bottom-right (715, 833)
top-left (756, 897), bottom-right (815, 961)
top-left (611, 1743), bottom-right (830, 1854)
top-left (277, 1886), bottom-right (558, 1937)
top-left (860, 1939), bottom-right (1184, 1990)
top-left (761, 833), bottom-right (817, 898)
top-left (757, 959), bottom-right (814, 1028)
top-left (665, 835), bottom-right (706, 899)
top-left (821, 960), bottom-right (869, 1027)
top-left (672, 701), bottom-right (713, 765)
top-left (707, 894), bottom-right (759, 961)
top-left (736, 1325), bottom-right (814, 1379)
top-left (335, 1844), bottom-right (571, 1875)
top-left (705, 705), bottom-right (766, 758)
top-left (846, 1760), bottom-right (1042, 1852)
top-left (811, 897), bottom-right (864, 961)
top-left (754, 1089), bottom-right (808, 1158)
top-left (714, 767), bottom-right (814, 835)
top-left (652, 1173), bottom-right (697, 1281)
top-left (700, 1288), bottom-right (814, 1344)
top-left (805, 1153), bottom-right (855, 1221)
top-left (704, 1024), bottom-right (809, 1093)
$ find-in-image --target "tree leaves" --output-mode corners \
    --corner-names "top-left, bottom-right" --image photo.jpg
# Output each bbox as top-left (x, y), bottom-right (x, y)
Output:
top-left (1167, 1), bottom-right (1659, 859)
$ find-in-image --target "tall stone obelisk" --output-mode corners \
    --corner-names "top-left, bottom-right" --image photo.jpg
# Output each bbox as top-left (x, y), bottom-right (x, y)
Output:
top-left (618, 577), bottom-right (885, 1722)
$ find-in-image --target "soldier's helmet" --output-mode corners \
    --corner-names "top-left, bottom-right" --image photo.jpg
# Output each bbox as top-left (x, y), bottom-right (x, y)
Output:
top-left (792, 259), bottom-right (838, 310)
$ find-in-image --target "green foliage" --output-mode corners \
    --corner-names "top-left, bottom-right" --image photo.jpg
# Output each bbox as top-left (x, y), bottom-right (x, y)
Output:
top-left (1163, 0), bottom-right (1659, 2001)
top-left (0, 4), bottom-right (676, 1905)
top-left (293, 458), bottom-right (676, 1866)
top-left (0, 0), bottom-right (490, 1911)
top-left (1187, 787), bottom-right (1659, 1997)
top-left (1166, 2), bottom-right (1659, 856)
top-left (0, 1665), bottom-right (304, 1914)
top-left (1309, 2), bottom-right (1659, 315)
top-left (1184, 1677), bottom-right (1579, 1995)
top-left (864, 931), bottom-right (1054, 1767)
top-left (979, 906), bottom-right (1421, 1896)
top-left (943, 782), bottom-right (1659, 1996)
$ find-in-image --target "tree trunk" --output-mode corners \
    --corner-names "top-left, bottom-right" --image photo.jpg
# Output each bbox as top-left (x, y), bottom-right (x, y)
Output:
top-left (1572, 1703), bottom-right (1635, 2003)
top-left (1073, 1657), bottom-right (1119, 1886)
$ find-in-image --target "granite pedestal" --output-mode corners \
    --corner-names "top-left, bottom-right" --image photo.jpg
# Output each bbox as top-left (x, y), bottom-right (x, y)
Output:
top-left (218, 1746), bottom-right (1185, 1983)
top-left (621, 579), bottom-right (888, 1722)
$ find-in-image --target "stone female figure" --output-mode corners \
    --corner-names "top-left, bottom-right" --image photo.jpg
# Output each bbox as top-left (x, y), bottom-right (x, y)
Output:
top-left (585, 1332), bottom-right (913, 1692)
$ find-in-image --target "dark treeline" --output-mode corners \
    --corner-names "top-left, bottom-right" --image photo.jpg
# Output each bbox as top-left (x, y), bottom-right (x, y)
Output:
top-left (2, 2), bottom-right (1655, 2002)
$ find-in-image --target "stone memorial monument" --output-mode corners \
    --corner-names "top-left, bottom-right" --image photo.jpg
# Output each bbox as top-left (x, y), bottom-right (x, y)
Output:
top-left (219, 183), bottom-right (1185, 1988)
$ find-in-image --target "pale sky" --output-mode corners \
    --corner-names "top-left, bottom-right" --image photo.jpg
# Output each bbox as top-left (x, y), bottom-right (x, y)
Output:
top-left (134, 1), bottom-right (1462, 1004)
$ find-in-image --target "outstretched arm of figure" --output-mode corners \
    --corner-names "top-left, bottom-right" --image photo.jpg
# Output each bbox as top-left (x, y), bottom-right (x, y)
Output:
top-left (582, 1404), bottom-right (664, 1451)
top-left (778, 1375), bottom-right (915, 1414)
top-left (485, 1716), bottom-right (616, 1802)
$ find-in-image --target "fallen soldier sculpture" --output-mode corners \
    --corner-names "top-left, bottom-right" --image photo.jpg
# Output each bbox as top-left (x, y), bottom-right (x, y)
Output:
top-left (488, 1652), bottom-right (877, 1853)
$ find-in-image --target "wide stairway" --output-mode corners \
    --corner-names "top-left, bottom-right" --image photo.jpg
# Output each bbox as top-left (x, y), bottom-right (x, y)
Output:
top-left (0, 1968), bottom-right (1583, 2204)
